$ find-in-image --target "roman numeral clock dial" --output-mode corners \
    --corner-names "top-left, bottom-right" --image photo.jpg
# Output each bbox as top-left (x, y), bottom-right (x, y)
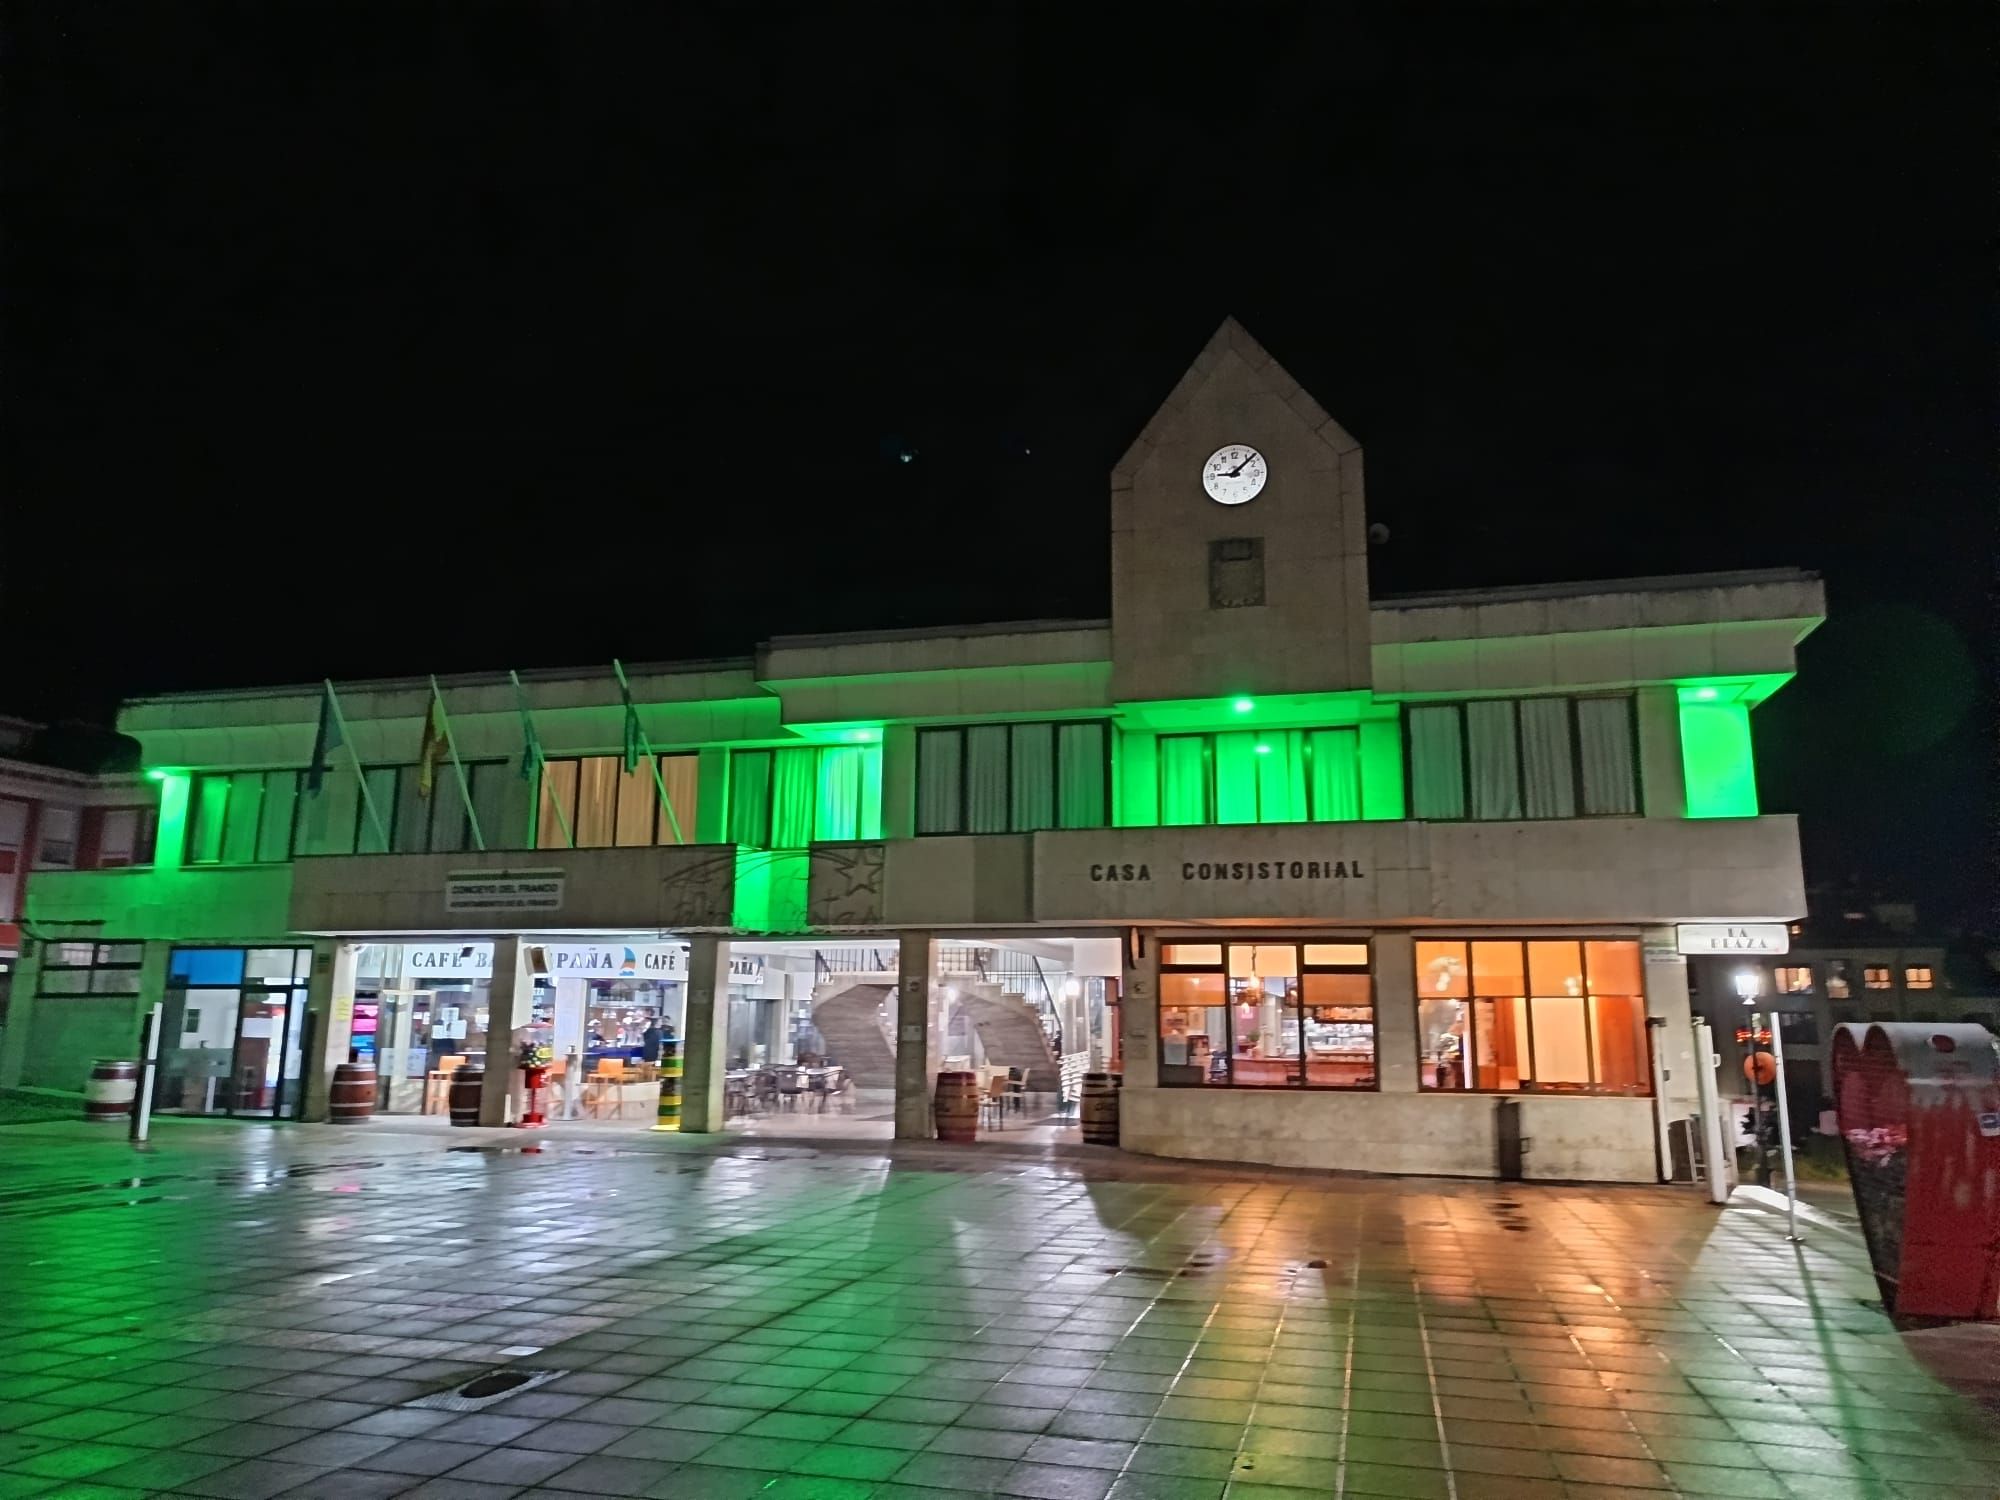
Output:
top-left (1202, 444), bottom-right (1267, 504)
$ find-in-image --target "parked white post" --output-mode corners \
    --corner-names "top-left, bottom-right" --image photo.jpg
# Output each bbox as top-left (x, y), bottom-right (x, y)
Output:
top-left (1690, 1018), bottom-right (1730, 1205)
top-left (130, 1001), bottom-right (163, 1144)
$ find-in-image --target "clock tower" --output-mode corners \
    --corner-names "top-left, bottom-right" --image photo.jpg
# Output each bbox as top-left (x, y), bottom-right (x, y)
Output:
top-left (1109, 317), bottom-right (1372, 704)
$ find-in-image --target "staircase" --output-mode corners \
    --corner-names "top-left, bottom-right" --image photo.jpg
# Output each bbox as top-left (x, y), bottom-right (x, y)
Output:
top-left (810, 982), bottom-right (897, 1089)
top-left (958, 988), bottom-right (1061, 1092)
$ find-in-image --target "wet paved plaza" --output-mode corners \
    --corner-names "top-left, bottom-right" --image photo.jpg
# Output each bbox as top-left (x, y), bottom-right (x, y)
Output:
top-left (0, 1117), bottom-right (1995, 1500)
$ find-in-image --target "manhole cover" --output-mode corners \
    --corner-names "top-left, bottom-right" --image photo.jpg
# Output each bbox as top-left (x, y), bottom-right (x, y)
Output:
top-left (407, 1367), bottom-right (565, 1412)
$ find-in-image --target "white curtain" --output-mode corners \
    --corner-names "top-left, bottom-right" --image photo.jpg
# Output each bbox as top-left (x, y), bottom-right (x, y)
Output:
top-left (1055, 722), bottom-right (1105, 829)
top-left (1011, 722), bottom-right (1055, 830)
top-left (1407, 706), bottom-right (1465, 819)
top-left (1467, 701), bottom-right (1522, 820)
top-left (965, 725), bottom-right (1009, 833)
top-left (1519, 699), bottom-right (1575, 818)
top-left (1577, 698), bottom-right (1638, 814)
top-left (916, 730), bottom-right (961, 834)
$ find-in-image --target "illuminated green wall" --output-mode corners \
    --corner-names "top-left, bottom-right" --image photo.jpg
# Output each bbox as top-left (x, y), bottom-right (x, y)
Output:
top-left (1678, 700), bottom-right (1759, 817)
top-left (152, 772), bottom-right (190, 870)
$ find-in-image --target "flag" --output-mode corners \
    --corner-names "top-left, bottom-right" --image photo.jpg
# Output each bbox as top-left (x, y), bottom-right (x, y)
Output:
top-left (417, 690), bottom-right (449, 799)
top-left (306, 683), bottom-right (342, 794)
top-left (513, 673), bottom-right (545, 784)
top-left (617, 664), bottom-right (644, 772)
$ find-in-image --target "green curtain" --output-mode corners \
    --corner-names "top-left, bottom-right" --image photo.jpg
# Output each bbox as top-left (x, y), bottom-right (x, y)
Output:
top-left (728, 751), bottom-right (772, 847)
top-left (1213, 732), bottom-right (1259, 824)
top-left (1307, 729), bottom-right (1361, 821)
top-left (1158, 736), bottom-right (1208, 825)
top-left (812, 745), bottom-right (883, 841)
top-left (770, 747), bottom-right (817, 846)
top-left (189, 775), bottom-right (231, 864)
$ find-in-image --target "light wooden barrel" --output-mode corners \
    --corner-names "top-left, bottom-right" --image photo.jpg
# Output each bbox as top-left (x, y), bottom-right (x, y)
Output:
top-left (448, 1067), bottom-right (485, 1127)
top-left (84, 1059), bottom-right (139, 1122)
top-left (329, 1062), bottom-right (377, 1123)
top-left (1080, 1072), bottom-right (1121, 1146)
top-left (933, 1070), bottom-right (978, 1143)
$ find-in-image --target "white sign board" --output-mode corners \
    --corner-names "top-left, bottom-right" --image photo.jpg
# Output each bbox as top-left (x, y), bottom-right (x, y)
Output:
top-left (391, 942), bottom-right (763, 988)
top-left (1676, 923), bottom-right (1790, 956)
top-left (445, 871), bottom-right (566, 913)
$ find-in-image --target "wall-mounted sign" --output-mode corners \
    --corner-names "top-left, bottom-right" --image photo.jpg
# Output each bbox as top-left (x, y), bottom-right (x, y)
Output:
top-left (1676, 923), bottom-right (1790, 956)
top-left (445, 871), bottom-right (566, 913)
top-left (389, 941), bottom-right (763, 988)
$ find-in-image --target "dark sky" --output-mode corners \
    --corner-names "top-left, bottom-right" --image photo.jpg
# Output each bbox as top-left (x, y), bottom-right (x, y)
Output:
top-left (4, 4), bottom-right (1993, 926)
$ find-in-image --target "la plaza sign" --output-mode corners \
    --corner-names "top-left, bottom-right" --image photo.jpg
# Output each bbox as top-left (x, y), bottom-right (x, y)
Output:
top-left (1676, 923), bottom-right (1790, 956)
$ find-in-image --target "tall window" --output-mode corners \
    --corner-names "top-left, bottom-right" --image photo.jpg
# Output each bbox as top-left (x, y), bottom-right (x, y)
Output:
top-left (1158, 940), bottom-right (1375, 1089)
top-left (34, 807), bottom-right (80, 868)
top-left (1406, 696), bottom-right (1638, 820)
top-left (537, 755), bottom-right (696, 849)
top-left (94, 807), bottom-right (158, 868)
top-left (1415, 938), bottom-right (1649, 1095)
top-left (1157, 729), bottom-right (1361, 826)
top-left (1774, 965), bottom-right (1814, 994)
top-left (188, 770), bottom-right (303, 863)
top-left (1904, 965), bottom-right (1935, 990)
top-left (916, 721), bottom-right (1108, 834)
top-left (1863, 966), bottom-right (1892, 990)
top-left (730, 745), bottom-right (882, 847)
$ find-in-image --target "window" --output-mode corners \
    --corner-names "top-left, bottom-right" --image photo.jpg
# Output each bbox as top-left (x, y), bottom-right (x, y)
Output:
top-left (537, 755), bottom-right (695, 849)
top-left (1157, 729), bottom-right (1361, 826)
top-left (1863, 966), bottom-right (1892, 990)
top-left (188, 770), bottom-right (302, 863)
top-left (1158, 940), bottom-right (1374, 1089)
top-left (1774, 966), bottom-right (1814, 995)
top-left (93, 807), bottom-right (158, 868)
top-left (1825, 960), bottom-right (1851, 999)
top-left (37, 940), bottom-right (145, 995)
top-left (1415, 937), bottom-right (1649, 1095)
top-left (730, 745), bottom-right (882, 848)
top-left (1406, 697), bottom-right (1638, 821)
top-left (0, 799), bottom-right (26, 923)
top-left (1208, 537), bottom-right (1265, 608)
top-left (34, 807), bottom-right (79, 868)
top-left (1904, 966), bottom-right (1934, 990)
top-left (917, 722), bottom-right (1107, 834)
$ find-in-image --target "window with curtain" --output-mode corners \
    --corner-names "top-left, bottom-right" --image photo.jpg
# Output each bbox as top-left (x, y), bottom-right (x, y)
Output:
top-left (186, 770), bottom-right (305, 864)
top-left (914, 721), bottom-right (1108, 835)
top-left (1156, 728), bottom-right (1360, 826)
top-left (730, 745), bottom-right (883, 847)
top-left (1407, 696), bottom-right (1636, 820)
top-left (536, 755), bottom-right (698, 850)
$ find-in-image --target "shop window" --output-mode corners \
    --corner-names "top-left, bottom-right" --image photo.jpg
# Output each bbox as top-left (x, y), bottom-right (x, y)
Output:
top-left (38, 940), bottom-right (145, 995)
top-left (1159, 940), bottom-right (1374, 1089)
top-left (536, 755), bottom-right (694, 850)
top-left (188, 770), bottom-right (303, 864)
top-left (1416, 937), bottom-right (1649, 1095)
top-left (916, 721), bottom-right (1108, 834)
top-left (1157, 728), bottom-right (1360, 827)
top-left (1863, 966), bottom-right (1892, 990)
top-left (1904, 965), bottom-right (1934, 990)
top-left (1773, 965), bottom-right (1814, 995)
top-left (730, 745), bottom-right (882, 848)
top-left (1406, 696), bottom-right (1638, 821)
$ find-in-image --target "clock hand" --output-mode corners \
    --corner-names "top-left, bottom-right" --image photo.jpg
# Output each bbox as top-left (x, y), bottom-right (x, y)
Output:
top-left (1226, 458), bottom-right (1251, 477)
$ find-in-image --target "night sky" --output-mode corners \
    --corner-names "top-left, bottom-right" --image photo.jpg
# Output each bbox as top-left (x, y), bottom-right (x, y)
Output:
top-left (4, 5), bottom-right (1992, 927)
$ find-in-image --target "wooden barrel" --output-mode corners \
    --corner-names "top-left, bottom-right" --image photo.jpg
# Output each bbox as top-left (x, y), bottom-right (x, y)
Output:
top-left (448, 1066), bottom-right (485, 1127)
top-left (933, 1070), bottom-right (978, 1143)
top-left (84, 1059), bottom-right (140, 1123)
top-left (329, 1062), bottom-right (377, 1124)
top-left (1080, 1071), bottom-right (1121, 1146)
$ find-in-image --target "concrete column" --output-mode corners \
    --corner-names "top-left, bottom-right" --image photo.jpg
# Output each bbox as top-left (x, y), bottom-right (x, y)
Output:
top-left (881, 726), bottom-right (917, 840)
top-left (1642, 927), bottom-right (1701, 1113)
top-left (1372, 932), bottom-right (1418, 1092)
top-left (299, 940), bottom-right (358, 1122)
top-left (1637, 687), bottom-right (1687, 818)
top-left (1118, 930), bottom-right (1159, 1090)
top-left (0, 938), bottom-right (47, 1087)
top-left (679, 937), bottom-right (732, 1131)
top-left (479, 936), bottom-right (531, 1127)
top-left (895, 931), bottom-right (940, 1139)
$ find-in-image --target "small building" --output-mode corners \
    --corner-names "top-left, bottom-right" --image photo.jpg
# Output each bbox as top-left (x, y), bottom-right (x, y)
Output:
top-left (0, 320), bottom-right (1825, 1181)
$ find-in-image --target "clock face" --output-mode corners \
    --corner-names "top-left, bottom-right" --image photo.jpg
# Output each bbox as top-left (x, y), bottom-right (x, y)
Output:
top-left (1202, 444), bottom-right (1267, 505)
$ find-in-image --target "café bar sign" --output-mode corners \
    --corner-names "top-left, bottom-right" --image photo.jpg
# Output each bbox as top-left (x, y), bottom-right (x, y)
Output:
top-left (1676, 923), bottom-right (1790, 956)
top-left (394, 942), bottom-right (764, 986)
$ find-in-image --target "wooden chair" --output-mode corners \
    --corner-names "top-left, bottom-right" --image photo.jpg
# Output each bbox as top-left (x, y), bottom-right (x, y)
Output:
top-left (585, 1058), bottom-right (629, 1118)
top-left (424, 1053), bottom-right (467, 1115)
top-left (979, 1073), bottom-right (1008, 1131)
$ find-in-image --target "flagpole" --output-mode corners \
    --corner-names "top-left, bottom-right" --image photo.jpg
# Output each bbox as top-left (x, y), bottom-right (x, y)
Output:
top-left (614, 658), bottom-right (686, 844)
top-left (429, 675), bottom-right (485, 852)
top-left (325, 679), bottom-right (390, 851)
top-left (511, 670), bottom-right (572, 850)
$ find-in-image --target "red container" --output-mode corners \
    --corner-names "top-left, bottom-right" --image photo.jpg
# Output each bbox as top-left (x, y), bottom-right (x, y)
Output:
top-left (1833, 1022), bottom-right (2000, 1320)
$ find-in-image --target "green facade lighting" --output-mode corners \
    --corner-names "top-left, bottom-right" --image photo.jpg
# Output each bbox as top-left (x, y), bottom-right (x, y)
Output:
top-left (1232, 698), bottom-right (1255, 714)
top-left (152, 771), bottom-right (191, 872)
top-left (1678, 695), bottom-right (1759, 818)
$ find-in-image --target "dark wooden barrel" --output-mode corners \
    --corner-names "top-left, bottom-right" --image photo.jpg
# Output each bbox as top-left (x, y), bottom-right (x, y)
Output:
top-left (448, 1066), bottom-right (485, 1127)
top-left (329, 1062), bottom-right (377, 1123)
top-left (84, 1059), bottom-right (139, 1122)
top-left (1080, 1071), bottom-right (1120, 1146)
top-left (933, 1070), bottom-right (978, 1143)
